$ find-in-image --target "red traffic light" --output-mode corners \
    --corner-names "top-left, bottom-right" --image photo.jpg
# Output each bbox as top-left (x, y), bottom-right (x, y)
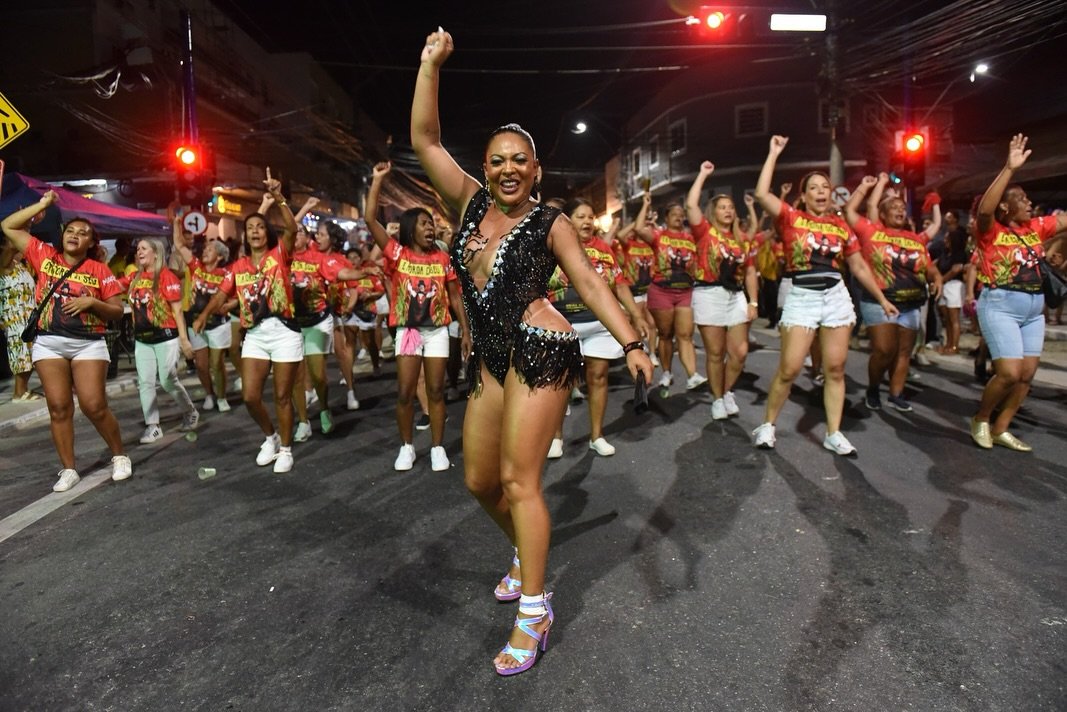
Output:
top-left (705, 11), bottom-right (726, 29)
top-left (175, 145), bottom-right (199, 166)
top-left (903, 133), bottom-right (924, 154)
top-left (687, 7), bottom-right (737, 38)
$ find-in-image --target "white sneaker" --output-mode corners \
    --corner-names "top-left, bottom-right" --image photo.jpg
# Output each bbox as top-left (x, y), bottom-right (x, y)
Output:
top-left (233, 376), bottom-right (242, 393)
top-left (356, 348), bottom-right (370, 361)
top-left (293, 421), bottom-right (312, 443)
top-left (217, 398), bottom-right (232, 413)
top-left (111, 455), bottom-right (133, 482)
top-left (394, 444), bottom-right (416, 471)
top-left (139, 424), bottom-right (163, 444)
top-left (430, 445), bottom-right (450, 471)
top-left (273, 447), bottom-right (294, 473)
top-left (547, 438), bottom-right (564, 459)
top-left (752, 422), bottom-right (776, 449)
top-left (812, 373), bottom-right (825, 387)
top-left (565, 404), bottom-right (571, 417)
top-left (657, 372), bottom-right (673, 389)
top-left (588, 437), bottom-right (616, 456)
top-left (203, 395), bottom-right (215, 411)
top-left (711, 399), bottom-right (729, 420)
top-left (723, 391), bottom-right (740, 415)
top-left (346, 390), bottom-right (360, 411)
top-left (306, 389), bottom-right (319, 407)
top-left (53, 468), bottom-right (80, 492)
top-left (913, 351), bottom-right (932, 367)
top-left (256, 433), bottom-right (280, 466)
top-left (650, 353), bottom-right (661, 368)
top-left (803, 355), bottom-right (813, 368)
top-left (570, 387), bottom-right (585, 402)
top-left (179, 410), bottom-right (200, 432)
top-left (823, 431), bottom-right (857, 456)
top-left (686, 373), bottom-right (708, 390)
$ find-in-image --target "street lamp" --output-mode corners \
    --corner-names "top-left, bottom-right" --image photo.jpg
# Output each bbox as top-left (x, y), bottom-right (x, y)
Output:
top-left (572, 121), bottom-right (588, 135)
top-left (970, 63), bottom-right (989, 83)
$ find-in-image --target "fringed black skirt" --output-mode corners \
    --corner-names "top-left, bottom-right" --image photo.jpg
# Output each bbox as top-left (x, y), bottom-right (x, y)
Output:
top-left (466, 323), bottom-right (583, 395)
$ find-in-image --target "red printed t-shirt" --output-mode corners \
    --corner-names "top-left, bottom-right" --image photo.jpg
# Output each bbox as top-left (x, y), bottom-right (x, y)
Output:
top-left (547, 236), bottom-right (622, 323)
top-left (128, 268), bottom-right (183, 340)
top-left (974, 215), bottom-right (1057, 291)
top-left (775, 204), bottom-right (859, 275)
top-left (187, 258), bottom-right (230, 329)
top-left (290, 246), bottom-right (351, 326)
top-left (219, 243), bottom-right (295, 328)
top-left (618, 238), bottom-right (654, 296)
top-left (852, 217), bottom-right (932, 307)
top-left (689, 218), bottom-right (752, 291)
top-left (347, 261), bottom-right (386, 316)
top-left (649, 228), bottom-right (696, 289)
top-left (382, 238), bottom-right (456, 328)
top-left (23, 237), bottom-right (122, 340)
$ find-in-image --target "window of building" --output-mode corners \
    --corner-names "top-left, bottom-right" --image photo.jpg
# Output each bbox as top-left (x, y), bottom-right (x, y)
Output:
top-left (669, 119), bottom-right (687, 157)
top-left (648, 136), bottom-right (660, 168)
top-left (735, 103), bottom-right (768, 137)
top-left (631, 148), bottom-right (642, 176)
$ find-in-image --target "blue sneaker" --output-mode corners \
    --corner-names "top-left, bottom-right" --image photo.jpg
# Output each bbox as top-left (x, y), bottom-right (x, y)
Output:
top-left (864, 389), bottom-right (881, 411)
top-left (887, 393), bottom-right (913, 412)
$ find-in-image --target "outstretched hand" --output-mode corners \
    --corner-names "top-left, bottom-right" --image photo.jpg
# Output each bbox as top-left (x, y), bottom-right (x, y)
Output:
top-left (263, 167), bottom-right (282, 197)
top-left (1006, 133), bottom-right (1031, 170)
top-left (420, 26), bottom-right (453, 66)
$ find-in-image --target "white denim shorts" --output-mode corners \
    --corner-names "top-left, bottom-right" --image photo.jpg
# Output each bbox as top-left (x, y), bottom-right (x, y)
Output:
top-left (939, 280), bottom-right (964, 309)
top-left (396, 325), bottom-right (450, 358)
top-left (189, 320), bottom-right (233, 351)
top-left (777, 277), bottom-right (792, 309)
top-left (32, 334), bottom-right (110, 362)
top-left (242, 317), bottom-right (304, 363)
top-left (779, 279), bottom-right (856, 330)
top-left (300, 314), bottom-right (334, 356)
top-left (693, 285), bottom-right (749, 328)
top-left (573, 319), bottom-right (624, 359)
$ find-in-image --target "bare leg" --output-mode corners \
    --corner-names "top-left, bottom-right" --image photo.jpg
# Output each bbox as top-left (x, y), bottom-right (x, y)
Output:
top-left (699, 324), bottom-right (727, 398)
top-left (819, 326), bottom-right (851, 434)
top-left (395, 355), bottom-right (422, 444)
top-left (723, 322), bottom-right (750, 393)
top-left (888, 326), bottom-right (918, 397)
top-left (36, 359), bottom-right (77, 469)
top-left (585, 357), bottom-right (610, 440)
top-left (271, 361), bottom-right (298, 447)
top-left (762, 326), bottom-right (817, 425)
top-left (242, 358), bottom-right (275, 436)
top-left (422, 356), bottom-right (448, 446)
top-left (674, 307), bottom-right (698, 377)
top-left (72, 359), bottom-right (125, 456)
top-left (651, 308), bottom-right (675, 373)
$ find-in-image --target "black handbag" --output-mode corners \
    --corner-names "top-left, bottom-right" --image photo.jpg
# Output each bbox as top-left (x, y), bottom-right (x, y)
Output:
top-left (21, 258), bottom-right (87, 343)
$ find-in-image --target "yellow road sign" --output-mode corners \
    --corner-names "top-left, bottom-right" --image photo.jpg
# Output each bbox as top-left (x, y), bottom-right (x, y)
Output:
top-left (0, 92), bottom-right (30, 150)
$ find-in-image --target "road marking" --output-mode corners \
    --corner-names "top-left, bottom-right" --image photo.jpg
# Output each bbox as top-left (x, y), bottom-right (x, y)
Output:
top-left (0, 432), bottom-right (185, 545)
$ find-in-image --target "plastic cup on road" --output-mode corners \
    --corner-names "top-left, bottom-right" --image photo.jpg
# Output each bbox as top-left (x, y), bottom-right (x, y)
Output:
top-left (185, 431), bottom-right (198, 442)
top-left (197, 467), bottom-right (216, 480)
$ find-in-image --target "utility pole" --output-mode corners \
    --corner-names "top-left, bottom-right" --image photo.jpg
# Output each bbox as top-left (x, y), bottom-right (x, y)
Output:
top-left (180, 9), bottom-right (199, 146)
top-left (822, 0), bottom-right (844, 188)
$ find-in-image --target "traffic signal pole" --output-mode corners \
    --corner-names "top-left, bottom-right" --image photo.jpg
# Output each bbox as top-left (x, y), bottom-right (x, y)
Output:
top-left (822, 0), bottom-right (845, 188)
top-left (180, 9), bottom-right (199, 146)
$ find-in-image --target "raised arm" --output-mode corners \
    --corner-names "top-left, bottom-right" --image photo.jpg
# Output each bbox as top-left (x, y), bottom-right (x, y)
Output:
top-left (754, 136), bottom-right (789, 219)
top-left (844, 175), bottom-right (878, 228)
top-left (365, 162), bottom-right (392, 251)
top-left (977, 134), bottom-right (1030, 234)
top-left (263, 168), bottom-right (297, 253)
top-left (1, 190), bottom-right (57, 253)
top-left (293, 196), bottom-right (320, 224)
top-left (172, 214), bottom-right (194, 265)
top-left (741, 193), bottom-right (758, 241)
top-left (633, 192), bottom-right (654, 243)
top-left (411, 27), bottom-right (481, 213)
top-left (923, 202), bottom-right (942, 240)
top-left (686, 161), bottom-right (714, 226)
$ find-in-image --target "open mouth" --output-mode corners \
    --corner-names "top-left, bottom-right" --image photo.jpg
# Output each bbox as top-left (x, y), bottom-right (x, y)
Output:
top-left (499, 179), bottom-right (520, 195)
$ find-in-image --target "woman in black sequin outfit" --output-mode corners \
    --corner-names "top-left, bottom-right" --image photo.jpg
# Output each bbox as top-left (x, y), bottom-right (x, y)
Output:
top-left (412, 28), bottom-right (653, 676)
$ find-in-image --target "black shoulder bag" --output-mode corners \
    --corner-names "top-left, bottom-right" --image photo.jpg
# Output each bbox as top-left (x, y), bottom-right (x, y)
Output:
top-left (21, 258), bottom-right (87, 343)
top-left (1021, 241), bottom-right (1067, 310)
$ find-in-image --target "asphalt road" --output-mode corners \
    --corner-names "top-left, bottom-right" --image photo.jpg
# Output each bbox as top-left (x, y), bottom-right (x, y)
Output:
top-left (1, 333), bottom-right (1065, 711)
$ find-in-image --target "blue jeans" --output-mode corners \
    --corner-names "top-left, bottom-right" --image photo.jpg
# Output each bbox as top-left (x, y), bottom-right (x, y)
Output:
top-left (977, 288), bottom-right (1044, 359)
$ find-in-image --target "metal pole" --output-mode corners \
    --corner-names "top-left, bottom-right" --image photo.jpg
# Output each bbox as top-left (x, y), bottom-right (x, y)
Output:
top-left (181, 9), bottom-right (199, 144)
top-left (823, 0), bottom-right (844, 187)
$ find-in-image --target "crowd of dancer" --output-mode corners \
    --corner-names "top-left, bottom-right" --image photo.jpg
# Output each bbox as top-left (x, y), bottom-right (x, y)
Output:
top-left (2, 25), bottom-right (1065, 679)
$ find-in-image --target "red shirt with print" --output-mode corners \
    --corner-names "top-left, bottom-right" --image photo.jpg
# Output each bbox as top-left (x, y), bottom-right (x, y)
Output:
top-left (188, 257), bottom-right (230, 329)
top-left (852, 217), bottom-right (932, 306)
top-left (127, 268), bottom-right (182, 340)
top-left (23, 237), bottom-right (122, 340)
top-left (346, 261), bottom-right (386, 316)
top-left (547, 236), bottom-right (622, 323)
top-left (290, 246), bottom-right (351, 326)
top-left (219, 243), bottom-right (295, 328)
top-left (382, 238), bottom-right (456, 328)
top-left (776, 204), bottom-right (859, 275)
top-left (618, 238), bottom-right (654, 296)
top-left (689, 218), bottom-right (752, 291)
top-left (974, 215), bottom-right (1057, 291)
top-left (649, 228), bottom-right (696, 289)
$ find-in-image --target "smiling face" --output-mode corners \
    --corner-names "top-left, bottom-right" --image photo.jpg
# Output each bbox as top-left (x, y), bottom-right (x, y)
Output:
top-left (880, 197), bottom-right (908, 229)
top-left (569, 203), bottom-right (597, 242)
top-left (483, 132), bottom-right (539, 211)
top-left (800, 173), bottom-right (832, 216)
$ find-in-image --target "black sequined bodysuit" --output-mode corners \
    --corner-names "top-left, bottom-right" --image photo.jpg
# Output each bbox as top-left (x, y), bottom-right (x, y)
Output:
top-left (452, 188), bottom-right (583, 392)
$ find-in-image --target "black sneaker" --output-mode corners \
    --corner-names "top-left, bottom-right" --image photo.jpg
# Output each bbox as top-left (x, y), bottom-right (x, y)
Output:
top-left (864, 390), bottom-right (881, 411)
top-left (415, 413), bottom-right (431, 430)
top-left (887, 394), bottom-right (913, 412)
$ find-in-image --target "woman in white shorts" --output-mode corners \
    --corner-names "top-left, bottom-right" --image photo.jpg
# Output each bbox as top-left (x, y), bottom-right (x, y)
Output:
top-left (1, 192), bottom-right (132, 492)
top-left (751, 137), bottom-right (897, 456)
top-left (686, 161), bottom-right (760, 420)
top-left (174, 221), bottom-right (233, 412)
top-left (196, 170), bottom-right (302, 473)
top-left (367, 162), bottom-right (469, 472)
top-left (546, 198), bottom-right (645, 457)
